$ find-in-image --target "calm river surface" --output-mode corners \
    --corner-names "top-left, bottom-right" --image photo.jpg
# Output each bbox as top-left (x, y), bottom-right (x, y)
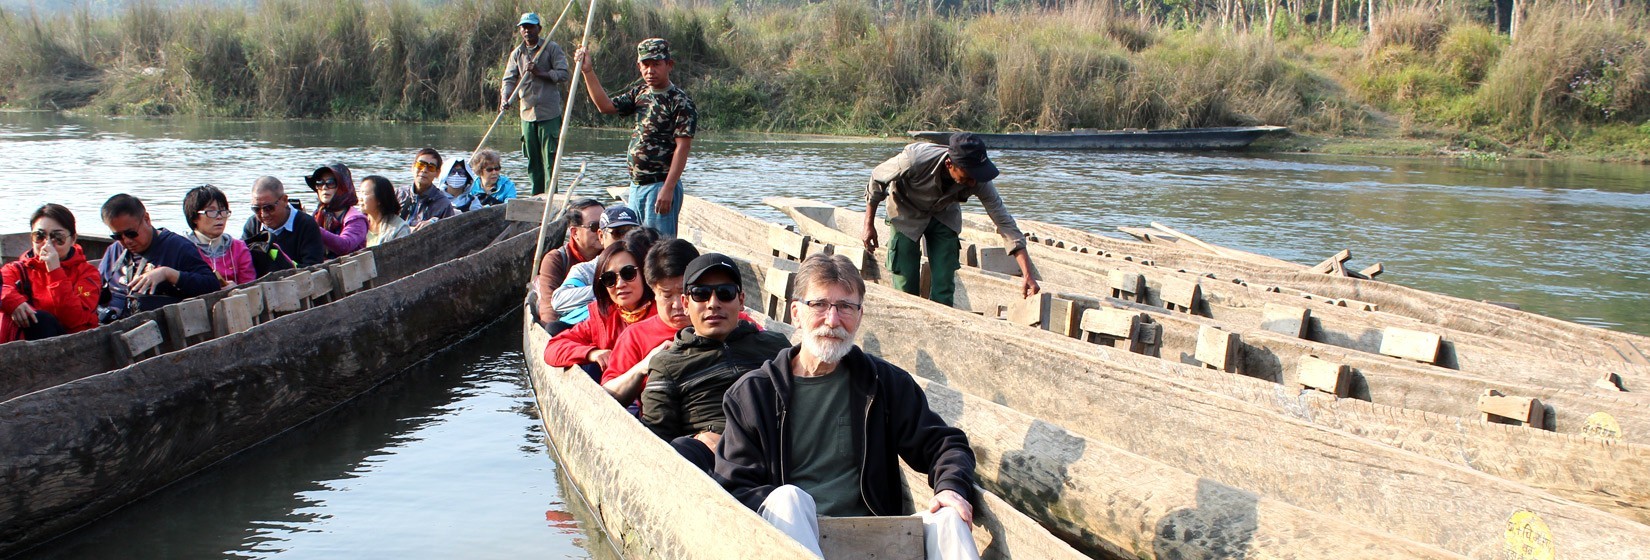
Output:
top-left (3, 111), bottom-right (1649, 556)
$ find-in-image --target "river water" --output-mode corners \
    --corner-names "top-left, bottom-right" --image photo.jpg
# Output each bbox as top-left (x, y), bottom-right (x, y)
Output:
top-left (3, 111), bottom-right (1648, 556)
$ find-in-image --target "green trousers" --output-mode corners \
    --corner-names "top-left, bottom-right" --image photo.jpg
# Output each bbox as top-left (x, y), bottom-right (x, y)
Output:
top-left (887, 219), bottom-right (961, 307)
top-left (522, 117), bottom-right (561, 196)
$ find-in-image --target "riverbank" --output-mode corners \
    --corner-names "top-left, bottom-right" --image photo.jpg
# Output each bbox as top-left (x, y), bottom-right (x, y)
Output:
top-left (2, 0), bottom-right (1646, 162)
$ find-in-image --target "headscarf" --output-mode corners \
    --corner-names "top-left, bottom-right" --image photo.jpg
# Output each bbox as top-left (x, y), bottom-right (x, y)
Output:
top-left (305, 162), bottom-right (359, 234)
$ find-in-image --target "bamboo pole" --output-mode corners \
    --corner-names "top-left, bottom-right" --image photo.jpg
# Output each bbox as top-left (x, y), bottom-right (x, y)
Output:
top-left (530, 0), bottom-right (600, 280)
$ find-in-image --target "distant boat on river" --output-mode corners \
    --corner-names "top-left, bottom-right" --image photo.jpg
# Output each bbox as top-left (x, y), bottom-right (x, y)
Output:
top-left (909, 125), bottom-right (1286, 150)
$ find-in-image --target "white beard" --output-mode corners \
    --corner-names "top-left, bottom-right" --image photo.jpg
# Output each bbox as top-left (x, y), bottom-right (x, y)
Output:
top-left (801, 326), bottom-right (855, 364)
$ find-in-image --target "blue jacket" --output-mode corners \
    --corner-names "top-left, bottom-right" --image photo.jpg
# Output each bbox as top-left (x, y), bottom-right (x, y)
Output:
top-left (471, 175), bottom-right (517, 207)
top-left (98, 228), bottom-right (220, 318)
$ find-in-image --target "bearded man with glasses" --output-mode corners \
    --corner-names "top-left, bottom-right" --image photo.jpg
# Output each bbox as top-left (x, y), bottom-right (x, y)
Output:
top-left (716, 253), bottom-right (981, 560)
top-left (627, 252), bottom-right (785, 471)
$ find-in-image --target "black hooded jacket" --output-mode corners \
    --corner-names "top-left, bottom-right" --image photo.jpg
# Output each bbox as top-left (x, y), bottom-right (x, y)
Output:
top-left (713, 345), bottom-right (977, 516)
top-left (640, 320), bottom-right (791, 439)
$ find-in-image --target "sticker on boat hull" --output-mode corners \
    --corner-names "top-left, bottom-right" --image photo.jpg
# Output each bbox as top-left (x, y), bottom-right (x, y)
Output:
top-left (1582, 412), bottom-right (1623, 440)
top-left (1503, 510), bottom-right (1556, 560)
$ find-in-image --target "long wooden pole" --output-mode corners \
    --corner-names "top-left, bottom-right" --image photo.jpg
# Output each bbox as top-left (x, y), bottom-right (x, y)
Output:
top-left (474, 0), bottom-right (579, 154)
top-left (530, 0), bottom-right (599, 279)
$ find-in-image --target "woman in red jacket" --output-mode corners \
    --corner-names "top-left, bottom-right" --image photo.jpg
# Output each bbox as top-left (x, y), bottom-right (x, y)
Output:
top-left (2, 204), bottom-right (103, 342)
top-left (544, 229), bottom-right (660, 382)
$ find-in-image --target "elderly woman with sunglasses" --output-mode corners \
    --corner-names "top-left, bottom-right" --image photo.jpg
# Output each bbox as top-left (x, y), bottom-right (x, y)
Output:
top-left (1, 204), bottom-right (103, 342)
top-left (467, 149), bottom-right (517, 207)
top-left (543, 228), bottom-right (660, 382)
top-left (183, 185), bottom-right (256, 287)
top-left (304, 163), bottom-right (368, 257)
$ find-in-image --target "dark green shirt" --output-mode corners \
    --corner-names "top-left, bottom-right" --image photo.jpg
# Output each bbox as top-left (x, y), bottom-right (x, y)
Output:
top-left (786, 371), bottom-right (870, 517)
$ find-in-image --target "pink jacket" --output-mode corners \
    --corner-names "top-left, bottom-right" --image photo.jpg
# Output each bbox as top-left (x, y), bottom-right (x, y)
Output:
top-left (198, 237), bottom-right (257, 286)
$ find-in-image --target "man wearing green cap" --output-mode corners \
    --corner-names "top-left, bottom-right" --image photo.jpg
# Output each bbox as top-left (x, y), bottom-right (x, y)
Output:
top-left (573, 37), bottom-right (697, 237)
top-left (502, 12), bottom-right (570, 197)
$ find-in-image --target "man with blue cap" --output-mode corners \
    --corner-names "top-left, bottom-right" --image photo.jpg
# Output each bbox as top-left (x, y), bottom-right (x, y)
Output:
top-left (501, 12), bottom-right (571, 197)
top-left (862, 133), bottom-right (1040, 307)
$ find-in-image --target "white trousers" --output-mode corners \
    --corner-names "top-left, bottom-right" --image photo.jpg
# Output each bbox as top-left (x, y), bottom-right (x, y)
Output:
top-left (757, 484), bottom-right (980, 560)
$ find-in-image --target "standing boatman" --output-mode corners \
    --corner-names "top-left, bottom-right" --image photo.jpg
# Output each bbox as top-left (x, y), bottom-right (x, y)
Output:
top-left (572, 38), bottom-right (698, 237)
top-left (863, 133), bottom-right (1040, 306)
top-left (501, 12), bottom-right (571, 197)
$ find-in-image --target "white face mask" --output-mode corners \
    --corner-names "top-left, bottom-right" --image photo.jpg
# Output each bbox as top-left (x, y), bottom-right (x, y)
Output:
top-left (444, 173), bottom-right (468, 190)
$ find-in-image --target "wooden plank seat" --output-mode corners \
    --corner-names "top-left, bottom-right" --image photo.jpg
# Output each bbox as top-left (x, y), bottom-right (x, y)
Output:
top-left (211, 294), bottom-right (255, 337)
top-left (160, 298), bottom-right (212, 352)
top-left (769, 225), bottom-right (810, 263)
top-left (118, 320), bottom-right (165, 362)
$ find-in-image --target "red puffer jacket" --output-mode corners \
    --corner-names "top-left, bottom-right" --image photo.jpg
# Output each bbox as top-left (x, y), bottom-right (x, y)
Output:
top-left (1, 245), bottom-right (102, 342)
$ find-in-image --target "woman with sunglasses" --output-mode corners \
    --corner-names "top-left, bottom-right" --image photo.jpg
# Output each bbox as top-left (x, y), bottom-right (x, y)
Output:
top-left (2, 204), bottom-right (103, 342)
top-left (467, 149), bottom-right (517, 207)
top-left (304, 163), bottom-right (368, 258)
top-left (183, 185), bottom-right (256, 287)
top-left (544, 228), bottom-right (661, 382)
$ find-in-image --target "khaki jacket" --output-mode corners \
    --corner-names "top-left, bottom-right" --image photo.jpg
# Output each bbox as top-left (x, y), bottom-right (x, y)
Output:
top-left (866, 142), bottom-right (1027, 254)
top-left (502, 40), bottom-right (570, 122)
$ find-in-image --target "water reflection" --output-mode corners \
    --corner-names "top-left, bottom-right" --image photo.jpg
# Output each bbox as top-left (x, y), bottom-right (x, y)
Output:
top-left (25, 315), bottom-right (595, 559)
top-left (4, 111), bottom-right (1647, 333)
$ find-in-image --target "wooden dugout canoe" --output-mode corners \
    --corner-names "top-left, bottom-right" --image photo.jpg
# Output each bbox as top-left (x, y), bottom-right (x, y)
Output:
top-left (519, 305), bottom-right (1087, 559)
top-left (664, 195), bottom-right (1650, 559)
top-left (738, 198), bottom-right (1650, 522)
top-left (908, 127), bottom-right (1287, 151)
top-left (766, 198), bottom-right (1650, 409)
top-left (0, 206), bottom-right (527, 401)
top-left (0, 205), bottom-right (534, 555)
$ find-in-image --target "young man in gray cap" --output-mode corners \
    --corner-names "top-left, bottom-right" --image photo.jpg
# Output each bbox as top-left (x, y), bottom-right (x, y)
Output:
top-left (862, 133), bottom-right (1039, 307)
top-left (501, 12), bottom-right (571, 197)
top-left (572, 37), bottom-right (698, 238)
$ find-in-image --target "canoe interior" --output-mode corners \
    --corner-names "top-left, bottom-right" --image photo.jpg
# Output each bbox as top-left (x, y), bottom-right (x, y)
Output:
top-left (0, 205), bottom-right (516, 402)
top-left (0, 206), bottom-right (532, 556)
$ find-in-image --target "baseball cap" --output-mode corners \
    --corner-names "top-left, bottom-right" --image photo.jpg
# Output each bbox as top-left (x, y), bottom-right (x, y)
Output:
top-left (637, 38), bottom-right (671, 62)
top-left (947, 132), bottom-right (999, 183)
top-left (518, 12), bottom-right (541, 27)
top-left (684, 253), bottom-right (742, 287)
top-left (599, 206), bottom-right (641, 229)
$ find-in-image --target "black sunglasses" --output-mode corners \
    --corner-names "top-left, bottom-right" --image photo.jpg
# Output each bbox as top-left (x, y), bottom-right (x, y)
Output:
top-left (686, 283), bottom-right (740, 303)
top-left (108, 229), bottom-right (142, 241)
top-left (32, 229), bottom-right (70, 244)
top-left (598, 265), bottom-right (641, 288)
top-left (251, 203), bottom-right (280, 214)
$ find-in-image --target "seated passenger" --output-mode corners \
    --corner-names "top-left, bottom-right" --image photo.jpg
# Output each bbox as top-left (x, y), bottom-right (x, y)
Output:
top-left (440, 159), bottom-right (481, 213)
top-left (534, 199), bottom-right (605, 326)
top-left (640, 253), bottom-right (788, 471)
top-left (183, 185), bottom-right (255, 287)
top-left (305, 163), bottom-right (368, 257)
top-left (98, 194), bottom-right (219, 321)
top-left (1, 204), bottom-right (102, 342)
top-left (242, 176), bottom-right (326, 275)
top-left (716, 254), bottom-right (980, 560)
top-left (360, 175), bottom-right (411, 248)
top-left (400, 148), bottom-right (457, 229)
top-left (547, 261), bottom-right (597, 335)
top-left (543, 229), bottom-right (660, 382)
top-left (600, 238), bottom-right (700, 405)
top-left (468, 148), bottom-right (517, 207)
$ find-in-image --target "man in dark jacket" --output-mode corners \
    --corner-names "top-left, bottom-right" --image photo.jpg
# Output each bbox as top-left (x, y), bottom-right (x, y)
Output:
top-left (97, 194), bottom-right (219, 321)
top-left (242, 176), bottom-right (326, 273)
top-left (641, 253), bottom-right (789, 471)
top-left (714, 254), bottom-right (979, 559)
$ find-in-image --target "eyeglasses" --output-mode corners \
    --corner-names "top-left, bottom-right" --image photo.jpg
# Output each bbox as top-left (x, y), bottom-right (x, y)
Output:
top-left (686, 283), bottom-right (740, 303)
top-left (415, 160), bottom-right (440, 171)
top-left (31, 229), bottom-right (70, 244)
top-left (801, 298), bottom-right (863, 316)
top-left (108, 228), bottom-right (142, 241)
top-left (197, 208), bottom-right (232, 219)
top-left (481, 166), bottom-right (501, 173)
top-left (598, 264), bottom-right (641, 288)
top-left (251, 203), bottom-right (281, 215)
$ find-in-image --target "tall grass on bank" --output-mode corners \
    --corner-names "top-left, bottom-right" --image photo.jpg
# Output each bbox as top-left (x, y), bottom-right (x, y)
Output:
top-left (2, 0), bottom-right (1646, 151)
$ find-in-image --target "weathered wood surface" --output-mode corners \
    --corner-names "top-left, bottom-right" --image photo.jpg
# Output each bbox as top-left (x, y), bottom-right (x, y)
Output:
top-left (762, 198), bottom-right (1650, 433)
top-left (0, 215), bottom-right (529, 556)
top-left (910, 377), bottom-right (1459, 560)
top-left (998, 211), bottom-right (1650, 369)
top-left (818, 517), bottom-right (923, 560)
top-left (0, 205), bottom-right (509, 401)
top-left (686, 204), bottom-right (1650, 544)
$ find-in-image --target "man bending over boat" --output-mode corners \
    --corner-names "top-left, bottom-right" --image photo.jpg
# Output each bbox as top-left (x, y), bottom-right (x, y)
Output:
top-left (864, 132), bottom-right (1039, 306)
top-left (637, 253), bottom-right (787, 471)
top-left (573, 38), bottom-right (696, 237)
top-left (243, 176), bottom-right (326, 275)
top-left (716, 254), bottom-right (980, 559)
